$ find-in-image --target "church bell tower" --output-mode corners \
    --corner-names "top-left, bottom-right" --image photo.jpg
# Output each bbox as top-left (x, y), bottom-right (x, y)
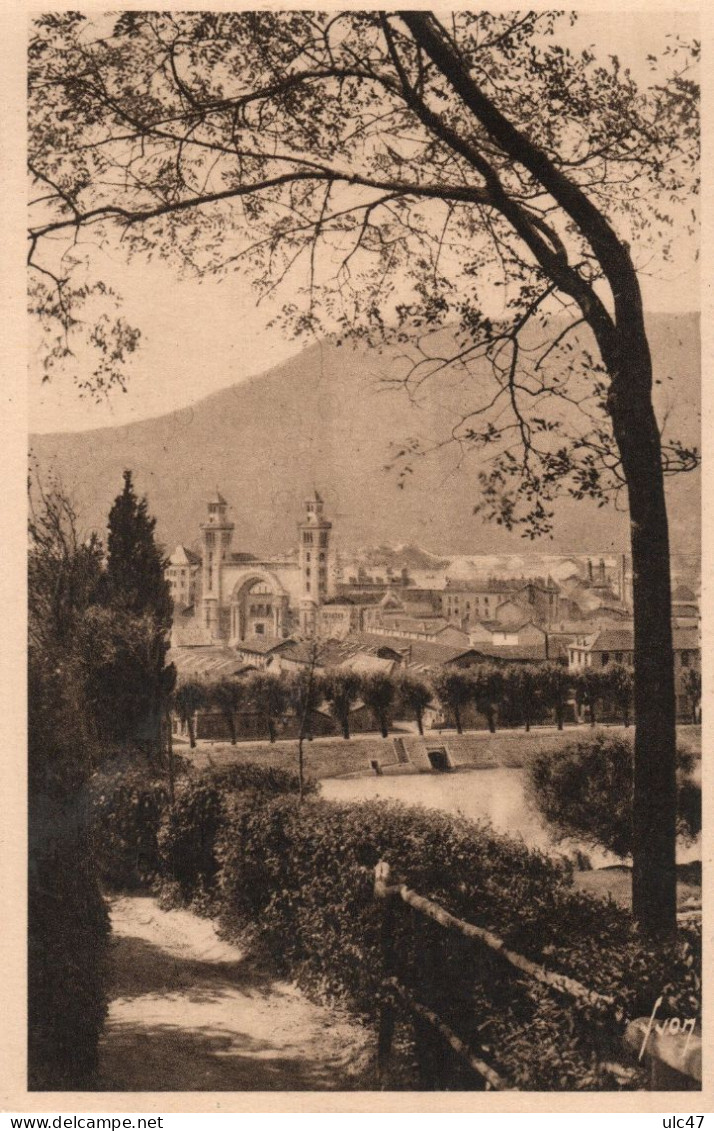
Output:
top-left (298, 491), bottom-right (333, 634)
top-left (200, 491), bottom-right (234, 640)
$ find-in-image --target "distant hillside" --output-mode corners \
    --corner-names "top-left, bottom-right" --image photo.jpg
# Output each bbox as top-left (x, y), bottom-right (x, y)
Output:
top-left (354, 544), bottom-right (451, 570)
top-left (30, 313), bottom-right (700, 557)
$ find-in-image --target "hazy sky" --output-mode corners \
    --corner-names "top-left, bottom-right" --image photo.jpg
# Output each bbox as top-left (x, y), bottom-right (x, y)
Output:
top-left (29, 9), bottom-right (700, 435)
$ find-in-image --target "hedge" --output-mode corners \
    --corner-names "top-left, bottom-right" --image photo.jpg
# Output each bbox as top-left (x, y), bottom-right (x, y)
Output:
top-left (29, 803), bottom-right (110, 1090)
top-left (93, 759), bottom-right (701, 1090)
top-left (157, 763), bottom-right (315, 903)
top-left (169, 793), bottom-right (699, 1090)
top-left (90, 763), bottom-right (169, 890)
top-left (29, 661), bottom-right (111, 1090)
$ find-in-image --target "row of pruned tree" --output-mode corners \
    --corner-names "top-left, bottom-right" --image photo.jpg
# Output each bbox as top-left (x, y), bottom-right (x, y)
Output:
top-left (170, 658), bottom-right (678, 746)
top-left (432, 663), bottom-right (636, 733)
top-left (173, 668), bottom-right (411, 746)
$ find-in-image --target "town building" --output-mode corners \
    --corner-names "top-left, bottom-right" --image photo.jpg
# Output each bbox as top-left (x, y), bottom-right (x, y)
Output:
top-left (166, 545), bottom-right (201, 610)
top-left (567, 626), bottom-right (700, 720)
top-left (438, 577), bottom-right (561, 628)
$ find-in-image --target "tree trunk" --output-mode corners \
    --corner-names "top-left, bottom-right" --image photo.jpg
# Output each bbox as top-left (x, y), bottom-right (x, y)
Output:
top-left (165, 709), bottom-right (175, 804)
top-left (556, 705), bottom-right (563, 731)
top-left (454, 704), bottom-right (462, 735)
top-left (298, 734), bottom-right (305, 803)
top-left (379, 713), bottom-right (389, 739)
top-left (482, 702), bottom-right (496, 733)
top-left (416, 711), bottom-right (424, 736)
top-left (609, 357), bottom-right (677, 936)
top-left (341, 715), bottom-right (350, 740)
top-left (187, 716), bottom-right (196, 749)
top-left (267, 713), bottom-right (276, 743)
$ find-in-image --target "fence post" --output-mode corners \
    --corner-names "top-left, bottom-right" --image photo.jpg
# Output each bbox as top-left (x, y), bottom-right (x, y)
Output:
top-left (413, 923), bottom-right (446, 1090)
top-left (374, 860), bottom-right (396, 1086)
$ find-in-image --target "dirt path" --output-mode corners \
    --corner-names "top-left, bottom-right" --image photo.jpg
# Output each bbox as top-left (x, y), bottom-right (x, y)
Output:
top-left (97, 895), bottom-right (373, 1091)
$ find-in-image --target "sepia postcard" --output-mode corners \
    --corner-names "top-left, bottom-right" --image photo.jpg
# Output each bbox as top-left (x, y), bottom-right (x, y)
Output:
top-left (1, 0), bottom-right (712, 1116)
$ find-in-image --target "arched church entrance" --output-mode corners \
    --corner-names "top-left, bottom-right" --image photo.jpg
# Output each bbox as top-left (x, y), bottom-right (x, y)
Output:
top-left (229, 572), bottom-right (290, 643)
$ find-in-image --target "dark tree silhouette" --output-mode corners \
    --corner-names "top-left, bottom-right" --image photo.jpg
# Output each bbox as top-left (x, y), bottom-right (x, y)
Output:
top-left (432, 670), bottom-right (473, 735)
top-left (174, 681), bottom-right (207, 749)
top-left (104, 472), bottom-right (173, 622)
top-left (324, 669), bottom-right (362, 740)
top-left (360, 672), bottom-right (396, 738)
top-left (396, 673), bottom-right (433, 735)
top-left (28, 11), bottom-right (700, 931)
top-left (97, 471), bottom-right (174, 754)
top-left (606, 663), bottom-right (635, 728)
top-left (575, 668), bottom-right (607, 728)
top-left (209, 678), bottom-right (245, 745)
top-left (287, 665), bottom-right (325, 743)
top-left (527, 733), bottom-right (700, 861)
top-left (246, 671), bottom-right (290, 743)
top-left (471, 664), bottom-right (504, 734)
top-left (28, 479), bottom-right (109, 1088)
top-left (539, 661), bottom-right (571, 731)
top-left (504, 664), bottom-right (541, 732)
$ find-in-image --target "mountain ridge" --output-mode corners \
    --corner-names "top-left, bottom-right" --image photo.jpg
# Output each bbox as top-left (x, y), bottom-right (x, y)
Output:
top-left (30, 313), bottom-right (700, 558)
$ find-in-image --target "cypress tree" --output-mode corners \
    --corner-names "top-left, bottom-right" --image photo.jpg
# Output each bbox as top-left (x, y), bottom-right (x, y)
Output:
top-left (97, 471), bottom-right (173, 752)
top-left (105, 470), bottom-right (172, 625)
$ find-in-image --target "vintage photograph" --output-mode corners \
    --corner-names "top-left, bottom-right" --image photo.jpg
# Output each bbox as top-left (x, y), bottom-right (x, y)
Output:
top-left (26, 8), bottom-right (701, 1096)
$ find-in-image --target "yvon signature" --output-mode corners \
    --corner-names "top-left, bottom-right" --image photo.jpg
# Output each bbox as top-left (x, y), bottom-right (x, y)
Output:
top-left (639, 995), bottom-right (698, 1062)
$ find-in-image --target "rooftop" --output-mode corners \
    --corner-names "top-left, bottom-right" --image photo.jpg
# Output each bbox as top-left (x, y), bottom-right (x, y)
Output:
top-left (473, 643), bottom-right (548, 662)
top-left (281, 633), bottom-right (473, 674)
top-left (577, 626), bottom-right (699, 654)
top-left (170, 645), bottom-right (250, 682)
top-left (673, 584), bottom-right (697, 602)
top-left (585, 629), bottom-right (635, 652)
top-left (169, 544), bottom-right (202, 566)
top-left (235, 636), bottom-right (296, 656)
top-left (374, 615), bottom-right (452, 635)
top-left (673, 627), bottom-right (700, 650)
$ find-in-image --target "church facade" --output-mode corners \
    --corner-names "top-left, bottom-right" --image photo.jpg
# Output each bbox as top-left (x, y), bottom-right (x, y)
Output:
top-left (167, 490), bottom-right (335, 645)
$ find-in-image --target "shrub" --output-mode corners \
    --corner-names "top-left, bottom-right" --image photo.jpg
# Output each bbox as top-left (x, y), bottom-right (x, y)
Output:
top-left (28, 476), bottom-right (173, 1088)
top-left (204, 796), bottom-right (699, 1090)
top-left (90, 761), bottom-right (170, 890)
top-left (526, 731), bottom-right (701, 858)
top-left (28, 656), bottom-right (111, 1089)
top-left (157, 763), bottom-right (316, 903)
top-left (28, 820), bottom-right (110, 1090)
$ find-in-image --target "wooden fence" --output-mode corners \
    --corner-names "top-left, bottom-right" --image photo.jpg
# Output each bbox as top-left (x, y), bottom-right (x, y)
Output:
top-left (372, 860), bottom-right (700, 1091)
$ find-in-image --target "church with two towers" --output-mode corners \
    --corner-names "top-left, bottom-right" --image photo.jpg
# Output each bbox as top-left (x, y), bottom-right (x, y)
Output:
top-left (166, 490), bottom-right (335, 646)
